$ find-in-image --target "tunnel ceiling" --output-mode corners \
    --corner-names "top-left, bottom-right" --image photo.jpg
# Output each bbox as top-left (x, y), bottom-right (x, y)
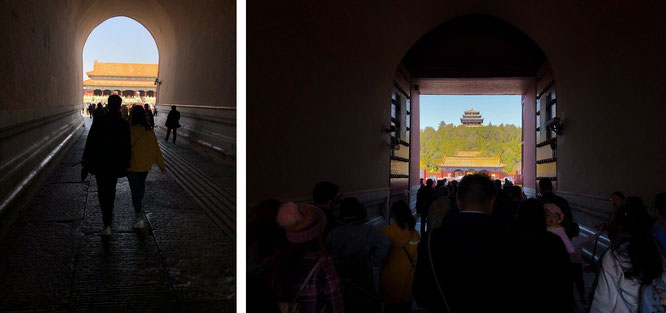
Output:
top-left (403, 14), bottom-right (547, 78)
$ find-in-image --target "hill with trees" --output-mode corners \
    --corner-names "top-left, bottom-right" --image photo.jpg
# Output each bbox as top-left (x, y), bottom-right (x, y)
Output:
top-left (420, 122), bottom-right (522, 173)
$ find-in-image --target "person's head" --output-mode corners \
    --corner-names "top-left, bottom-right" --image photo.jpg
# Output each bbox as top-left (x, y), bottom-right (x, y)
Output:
top-left (495, 179), bottom-right (502, 189)
top-left (436, 179), bottom-right (445, 188)
top-left (426, 179), bottom-right (434, 187)
top-left (456, 174), bottom-right (496, 214)
top-left (144, 103), bottom-right (150, 110)
top-left (509, 185), bottom-right (523, 201)
top-left (615, 197), bottom-right (652, 234)
top-left (312, 181), bottom-right (340, 208)
top-left (518, 198), bottom-right (547, 234)
top-left (613, 197), bottom-right (661, 284)
top-left (538, 178), bottom-right (553, 194)
top-left (391, 200), bottom-right (416, 230)
top-left (544, 203), bottom-right (564, 227)
top-left (171, 105), bottom-right (177, 110)
top-left (611, 191), bottom-right (625, 209)
top-left (97, 102), bottom-right (102, 109)
top-left (276, 202), bottom-right (326, 244)
top-left (107, 95), bottom-right (122, 112)
top-left (130, 105), bottom-right (150, 130)
top-left (451, 180), bottom-right (458, 188)
top-left (655, 192), bottom-right (666, 219)
top-left (338, 197), bottom-right (367, 223)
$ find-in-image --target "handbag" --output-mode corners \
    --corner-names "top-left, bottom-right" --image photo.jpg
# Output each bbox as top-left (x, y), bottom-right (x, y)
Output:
top-left (279, 256), bottom-right (327, 313)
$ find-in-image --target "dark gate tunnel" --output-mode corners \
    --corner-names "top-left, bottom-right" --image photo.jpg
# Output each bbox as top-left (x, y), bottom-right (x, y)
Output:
top-left (247, 0), bottom-right (666, 270)
top-left (0, 0), bottom-right (235, 311)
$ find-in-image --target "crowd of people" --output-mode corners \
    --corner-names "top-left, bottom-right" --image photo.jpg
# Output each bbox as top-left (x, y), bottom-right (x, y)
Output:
top-left (82, 95), bottom-right (166, 236)
top-left (248, 174), bottom-right (666, 313)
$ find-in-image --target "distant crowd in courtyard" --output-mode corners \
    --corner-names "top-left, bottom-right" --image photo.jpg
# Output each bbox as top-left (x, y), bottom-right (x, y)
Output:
top-left (248, 174), bottom-right (666, 313)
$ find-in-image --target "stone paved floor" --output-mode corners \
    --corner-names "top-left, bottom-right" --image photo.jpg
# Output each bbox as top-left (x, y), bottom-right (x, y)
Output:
top-left (0, 119), bottom-right (235, 312)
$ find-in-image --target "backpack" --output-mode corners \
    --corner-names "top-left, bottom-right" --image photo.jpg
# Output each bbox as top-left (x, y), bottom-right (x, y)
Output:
top-left (640, 277), bottom-right (666, 313)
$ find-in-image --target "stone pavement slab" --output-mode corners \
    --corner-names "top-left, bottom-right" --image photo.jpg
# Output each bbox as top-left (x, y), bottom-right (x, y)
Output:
top-left (0, 121), bottom-right (236, 312)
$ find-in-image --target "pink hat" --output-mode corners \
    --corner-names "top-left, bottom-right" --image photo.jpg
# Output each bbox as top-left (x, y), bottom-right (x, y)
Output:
top-left (276, 202), bottom-right (326, 243)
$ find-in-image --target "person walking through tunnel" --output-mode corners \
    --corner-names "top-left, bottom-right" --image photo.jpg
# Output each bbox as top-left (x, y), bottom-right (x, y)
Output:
top-left (416, 179), bottom-right (435, 235)
top-left (516, 198), bottom-right (574, 313)
top-left (590, 197), bottom-right (662, 313)
top-left (274, 202), bottom-right (343, 313)
top-left (379, 200), bottom-right (420, 313)
top-left (143, 103), bottom-right (154, 129)
top-left (164, 105), bottom-right (181, 143)
top-left (326, 197), bottom-right (389, 313)
top-left (93, 102), bottom-right (105, 119)
top-left (413, 174), bottom-right (519, 313)
top-left (82, 95), bottom-right (130, 236)
top-left (127, 105), bottom-right (165, 229)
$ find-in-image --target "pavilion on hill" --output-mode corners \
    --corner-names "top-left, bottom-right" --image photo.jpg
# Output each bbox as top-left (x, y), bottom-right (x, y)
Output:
top-left (461, 109), bottom-right (483, 126)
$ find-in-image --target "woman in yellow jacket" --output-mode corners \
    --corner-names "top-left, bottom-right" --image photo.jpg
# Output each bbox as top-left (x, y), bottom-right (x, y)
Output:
top-left (127, 105), bottom-right (166, 229)
top-left (379, 200), bottom-right (420, 313)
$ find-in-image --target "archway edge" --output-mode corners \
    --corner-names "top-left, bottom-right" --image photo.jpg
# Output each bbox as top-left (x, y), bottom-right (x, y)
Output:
top-left (75, 0), bottom-right (177, 93)
top-left (395, 13), bottom-right (553, 79)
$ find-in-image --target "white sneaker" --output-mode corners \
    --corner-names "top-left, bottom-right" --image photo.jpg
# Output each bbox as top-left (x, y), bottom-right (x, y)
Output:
top-left (133, 217), bottom-right (145, 229)
top-left (101, 226), bottom-right (112, 236)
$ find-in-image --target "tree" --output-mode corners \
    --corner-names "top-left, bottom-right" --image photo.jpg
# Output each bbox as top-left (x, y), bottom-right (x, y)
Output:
top-left (420, 122), bottom-right (522, 172)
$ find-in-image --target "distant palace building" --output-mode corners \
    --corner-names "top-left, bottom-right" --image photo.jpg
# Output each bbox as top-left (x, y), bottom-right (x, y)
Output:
top-left (437, 151), bottom-right (506, 179)
top-left (460, 109), bottom-right (483, 126)
top-left (82, 60), bottom-right (158, 105)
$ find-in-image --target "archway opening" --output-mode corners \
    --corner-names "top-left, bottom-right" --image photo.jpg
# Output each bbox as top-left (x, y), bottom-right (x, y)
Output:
top-left (82, 16), bottom-right (159, 112)
top-left (390, 14), bottom-right (552, 210)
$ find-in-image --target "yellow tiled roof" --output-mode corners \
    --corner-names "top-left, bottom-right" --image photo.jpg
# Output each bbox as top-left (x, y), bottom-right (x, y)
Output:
top-left (86, 60), bottom-right (158, 78)
top-left (83, 79), bottom-right (156, 88)
top-left (438, 153), bottom-right (506, 168)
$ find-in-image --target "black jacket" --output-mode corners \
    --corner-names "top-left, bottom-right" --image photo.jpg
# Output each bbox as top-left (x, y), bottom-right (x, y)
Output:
top-left (82, 111), bottom-right (130, 178)
top-left (165, 109), bottom-right (180, 128)
top-left (413, 212), bottom-right (519, 313)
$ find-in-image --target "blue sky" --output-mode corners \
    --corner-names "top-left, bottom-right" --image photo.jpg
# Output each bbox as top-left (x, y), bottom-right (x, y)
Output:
top-left (82, 16), bottom-right (159, 79)
top-left (420, 95), bottom-right (522, 129)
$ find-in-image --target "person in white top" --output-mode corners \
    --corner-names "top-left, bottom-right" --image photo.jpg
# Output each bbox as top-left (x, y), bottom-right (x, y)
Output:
top-left (590, 197), bottom-right (663, 313)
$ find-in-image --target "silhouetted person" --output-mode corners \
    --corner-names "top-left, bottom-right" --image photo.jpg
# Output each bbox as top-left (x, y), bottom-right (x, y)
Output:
top-left (87, 103), bottom-right (94, 119)
top-left (127, 105), bottom-right (165, 229)
top-left (82, 95), bottom-right (130, 236)
top-left (326, 197), bottom-right (388, 313)
top-left (143, 103), bottom-right (154, 129)
top-left (538, 178), bottom-right (578, 238)
top-left (493, 185), bottom-right (522, 231)
top-left (416, 179), bottom-right (435, 235)
top-left (120, 104), bottom-right (129, 120)
top-left (516, 198), bottom-right (574, 313)
top-left (380, 201), bottom-right (420, 313)
top-left (93, 102), bottom-right (105, 119)
top-left (312, 181), bottom-right (341, 239)
top-left (590, 198), bottom-right (661, 313)
top-left (165, 105), bottom-right (180, 143)
top-left (413, 174), bottom-right (518, 313)
top-left (274, 202), bottom-right (344, 313)
top-left (652, 192), bottom-right (666, 253)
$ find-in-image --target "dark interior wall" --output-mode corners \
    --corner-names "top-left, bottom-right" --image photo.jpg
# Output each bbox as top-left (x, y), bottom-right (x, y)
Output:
top-left (248, 0), bottom-right (666, 208)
